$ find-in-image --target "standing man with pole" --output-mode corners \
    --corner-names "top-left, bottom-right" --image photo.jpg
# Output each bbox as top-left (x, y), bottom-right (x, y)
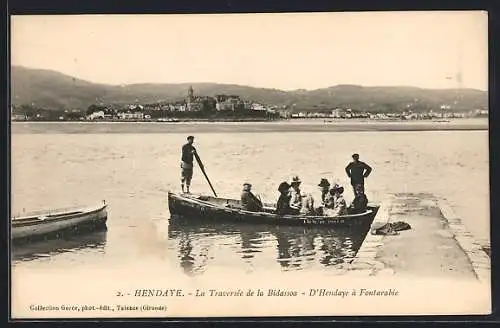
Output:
top-left (345, 153), bottom-right (372, 196)
top-left (181, 135), bottom-right (197, 194)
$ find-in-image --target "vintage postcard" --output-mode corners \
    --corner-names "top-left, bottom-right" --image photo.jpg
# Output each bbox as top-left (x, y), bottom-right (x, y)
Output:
top-left (10, 11), bottom-right (490, 318)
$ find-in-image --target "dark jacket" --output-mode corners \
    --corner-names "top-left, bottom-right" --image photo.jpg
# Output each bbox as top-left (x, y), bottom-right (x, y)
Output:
top-left (241, 191), bottom-right (263, 212)
top-left (181, 143), bottom-right (196, 164)
top-left (276, 193), bottom-right (292, 215)
top-left (345, 161), bottom-right (372, 185)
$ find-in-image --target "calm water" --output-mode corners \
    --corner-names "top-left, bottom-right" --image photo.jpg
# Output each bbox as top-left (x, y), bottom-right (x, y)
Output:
top-left (10, 122), bottom-right (489, 277)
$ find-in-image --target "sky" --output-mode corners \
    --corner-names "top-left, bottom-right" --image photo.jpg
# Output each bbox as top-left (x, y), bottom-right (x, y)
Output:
top-left (11, 11), bottom-right (488, 91)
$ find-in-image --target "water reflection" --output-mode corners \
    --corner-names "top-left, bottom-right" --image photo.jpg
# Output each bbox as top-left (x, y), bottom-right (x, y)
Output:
top-left (11, 231), bottom-right (107, 262)
top-left (168, 219), bottom-right (370, 274)
top-left (274, 228), bottom-right (315, 268)
top-left (239, 230), bottom-right (264, 259)
top-left (177, 232), bottom-right (194, 273)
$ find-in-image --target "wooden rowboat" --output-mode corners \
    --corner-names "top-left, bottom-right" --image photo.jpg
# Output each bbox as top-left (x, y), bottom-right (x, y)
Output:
top-left (11, 202), bottom-right (108, 241)
top-left (168, 192), bottom-right (379, 227)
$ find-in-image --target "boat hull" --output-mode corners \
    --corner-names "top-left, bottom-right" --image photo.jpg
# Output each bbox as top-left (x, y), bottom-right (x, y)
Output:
top-left (168, 192), bottom-right (379, 227)
top-left (11, 204), bottom-right (108, 240)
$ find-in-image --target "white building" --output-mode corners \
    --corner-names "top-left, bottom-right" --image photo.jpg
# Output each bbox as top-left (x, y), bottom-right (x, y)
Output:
top-left (118, 112), bottom-right (144, 120)
top-left (331, 108), bottom-right (345, 118)
top-left (251, 103), bottom-right (267, 111)
top-left (12, 114), bottom-right (27, 121)
top-left (215, 95), bottom-right (242, 111)
top-left (87, 111), bottom-right (105, 120)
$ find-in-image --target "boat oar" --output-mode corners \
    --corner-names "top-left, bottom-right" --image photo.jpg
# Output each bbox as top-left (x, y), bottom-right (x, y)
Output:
top-left (194, 151), bottom-right (218, 197)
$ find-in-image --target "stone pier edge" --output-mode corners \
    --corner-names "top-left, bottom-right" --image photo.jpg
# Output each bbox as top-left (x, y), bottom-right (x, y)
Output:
top-left (347, 194), bottom-right (491, 282)
top-left (346, 194), bottom-right (394, 276)
top-left (436, 197), bottom-right (491, 284)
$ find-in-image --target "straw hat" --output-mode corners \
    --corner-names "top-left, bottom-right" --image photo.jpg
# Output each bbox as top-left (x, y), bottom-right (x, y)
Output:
top-left (290, 176), bottom-right (302, 185)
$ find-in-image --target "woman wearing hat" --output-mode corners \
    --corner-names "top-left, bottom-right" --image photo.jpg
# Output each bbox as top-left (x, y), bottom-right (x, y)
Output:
top-left (288, 176), bottom-right (303, 215)
top-left (276, 182), bottom-right (292, 215)
top-left (288, 176), bottom-right (315, 215)
top-left (318, 178), bottom-right (330, 202)
top-left (318, 178), bottom-right (335, 208)
top-left (324, 184), bottom-right (347, 217)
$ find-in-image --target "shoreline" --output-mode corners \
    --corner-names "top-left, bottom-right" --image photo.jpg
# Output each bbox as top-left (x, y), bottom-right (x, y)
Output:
top-left (12, 117), bottom-right (487, 123)
top-left (11, 119), bottom-right (488, 134)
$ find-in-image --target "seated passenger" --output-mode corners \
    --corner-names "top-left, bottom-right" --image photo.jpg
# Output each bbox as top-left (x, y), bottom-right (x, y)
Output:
top-left (301, 193), bottom-right (316, 215)
top-left (240, 182), bottom-right (263, 212)
top-left (315, 178), bottom-right (334, 215)
top-left (324, 184), bottom-right (347, 217)
top-left (276, 181), bottom-right (292, 215)
top-left (289, 176), bottom-right (303, 215)
top-left (318, 178), bottom-right (331, 203)
top-left (324, 191), bottom-right (335, 209)
top-left (349, 184), bottom-right (368, 213)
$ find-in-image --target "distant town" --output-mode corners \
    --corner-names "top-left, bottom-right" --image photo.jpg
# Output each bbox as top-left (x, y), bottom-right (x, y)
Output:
top-left (11, 85), bottom-right (488, 122)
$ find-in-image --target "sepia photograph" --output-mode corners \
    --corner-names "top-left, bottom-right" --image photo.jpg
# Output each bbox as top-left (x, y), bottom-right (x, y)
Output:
top-left (10, 11), bottom-right (490, 318)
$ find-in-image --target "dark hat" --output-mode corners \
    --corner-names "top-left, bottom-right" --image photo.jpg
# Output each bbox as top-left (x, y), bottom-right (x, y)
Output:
top-left (352, 153), bottom-right (359, 159)
top-left (331, 184), bottom-right (344, 194)
top-left (318, 178), bottom-right (330, 188)
top-left (187, 135), bottom-right (195, 140)
top-left (278, 181), bottom-right (291, 192)
top-left (243, 182), bottom-right (252, 187)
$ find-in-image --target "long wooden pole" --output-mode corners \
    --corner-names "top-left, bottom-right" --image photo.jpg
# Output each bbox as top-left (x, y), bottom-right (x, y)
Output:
top-left (194, 151), bottom-right (218, 197)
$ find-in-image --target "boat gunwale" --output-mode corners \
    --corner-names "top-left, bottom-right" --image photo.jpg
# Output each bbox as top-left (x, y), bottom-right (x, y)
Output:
top-left (11, 204), bottom-right (108, 227)
top-left (168, 192), bottom-right (377, 220)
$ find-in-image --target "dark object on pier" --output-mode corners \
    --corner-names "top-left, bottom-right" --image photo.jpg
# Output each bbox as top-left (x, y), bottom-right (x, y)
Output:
top-left (11, 202), bottom-right (108, 242)
top-left (168, 192), bottom-right (379, 227)
top-left (371, 221), bottom-right (411, 235)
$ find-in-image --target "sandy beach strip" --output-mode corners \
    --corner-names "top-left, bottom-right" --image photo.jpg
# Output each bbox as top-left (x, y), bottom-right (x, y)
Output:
top-left (11, 119), bottom-right (488, 134)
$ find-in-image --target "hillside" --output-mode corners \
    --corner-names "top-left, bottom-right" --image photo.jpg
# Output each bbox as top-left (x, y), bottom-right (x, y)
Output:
top-left (11, 66), bottom-right (488, 112)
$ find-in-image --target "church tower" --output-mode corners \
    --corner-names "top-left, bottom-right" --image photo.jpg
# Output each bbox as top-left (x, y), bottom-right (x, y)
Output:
top-left (187, 85), bottom-right (194, 111)
top-left (188, 85), bottom-right (194, 102)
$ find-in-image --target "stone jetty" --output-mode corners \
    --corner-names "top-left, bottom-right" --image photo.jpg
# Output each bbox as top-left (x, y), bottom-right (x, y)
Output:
top-left (347, 193), bottom-right (490, 283)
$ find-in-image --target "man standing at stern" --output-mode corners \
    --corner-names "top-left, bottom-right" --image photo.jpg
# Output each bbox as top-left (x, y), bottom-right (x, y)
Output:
top-left (181, 135), bottom-right (197, 193)
top-left (345, 153), bottom-right (372, 195)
